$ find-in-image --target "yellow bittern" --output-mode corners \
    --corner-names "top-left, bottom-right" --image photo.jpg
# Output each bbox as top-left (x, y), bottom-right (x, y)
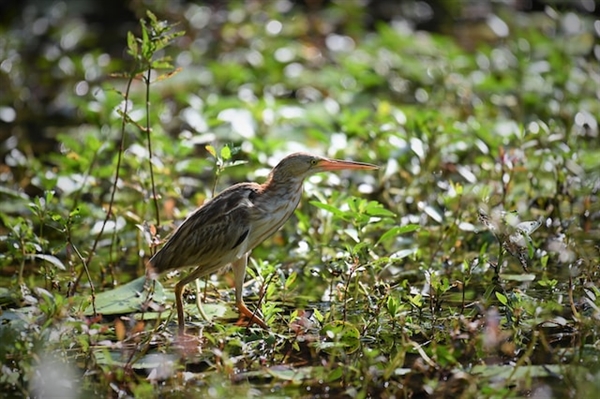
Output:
top-left (147, 152), bottom-right (378, 335)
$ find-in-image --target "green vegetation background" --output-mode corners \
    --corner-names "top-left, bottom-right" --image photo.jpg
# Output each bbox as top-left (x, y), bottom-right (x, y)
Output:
top-left (1, 1), bottom-right (599, 398)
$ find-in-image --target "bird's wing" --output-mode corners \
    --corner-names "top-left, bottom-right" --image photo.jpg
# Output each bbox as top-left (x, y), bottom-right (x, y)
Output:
top-left (149, 183), bottom-right (259, 273)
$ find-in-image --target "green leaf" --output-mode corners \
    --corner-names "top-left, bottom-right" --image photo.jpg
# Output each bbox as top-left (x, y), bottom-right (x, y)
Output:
top-left (93, 349), bottom-right (178, 369)
top-left (284, 272), bottom-right (298, 290)
top-left (344, 228), bottom-right (360, 242)
top-left (312, 308), bottom-right (324, 323)
top-left (377, 224), bottom-right (420, 246)
top-left (320, 320), bottom-right (361, 354)
top-left (31, 254), bottom-right (65, 271)
top-left (389, 248), bottom-right (418, 259)
top-left (84, 276), bottom-right (166, 316)
top-left (309, 201), bottom-right (349, 220)
top-left (387, 295), bottom-right (399, 317)
top-left (471, 364), bottom-right (584, 380)
top-left (150, 60), bottom-right (174, 70)
top-left (127, 31), bottom-right (138, 57)
top-left (223, 159), bottom-right (248, 169)
top-left (326, 366), bottom-right (344, 382)
top-left (498, 273), bottom-right (536, 282)
top-left (141, 19), bottom-right (152, 59)
top-left (50, 212), bottom-right (63, 222)
top-left (220, 145), bottom-right (231, 161)
top-left (495, 291), bottom-right (508, 306)
top-left (146, 10), bottom-right (158, 24)
top-left (364, 201), bottom-right (396, 217)
top-left (266, 366), bottom-right (316, 383)
top-left (408, 293), bottom-right (423, 307)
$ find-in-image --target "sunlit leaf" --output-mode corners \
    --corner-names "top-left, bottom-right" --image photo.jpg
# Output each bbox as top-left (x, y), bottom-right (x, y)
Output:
top-left (90, 217), bottom-right (126, 235)
top-left (364, 201), bottom-right (396, 217)
top-left (282, 272), bottom-right (297, 292)
top-left (423, 204), bottom-right (443, 223)
top-left (499, 273), bottom-right (536, 282)
top-left (515, 220), bottom-right (541, 235)
top-left (495, 291), bottom-right (508, 306)
top-left (31, 254), bottom-right (66, 271)
top-left (223, 160), bottom-right (248, 169)
top-left (312, 308), bottom-right (324, 323)
top-left (266, 366), bottom-right (315, 382)
top-left (377, 224), bottom-right (420, 246)
top-left (127, 31), bottom-right (138, 57)
top-left (151, 60), bottom-right (174, 70)
top-left (310, 201), bottom-right (349, 219)
top-left (205, 145), bottom-right (217, 158)
top-left (220, 145), bottom-right (231, 161)
top-left (343, 228), bottom-right (359, 242)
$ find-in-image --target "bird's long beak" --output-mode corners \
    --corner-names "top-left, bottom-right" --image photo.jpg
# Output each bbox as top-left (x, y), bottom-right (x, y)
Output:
top-left (317, 158), bottom-right (379, 171)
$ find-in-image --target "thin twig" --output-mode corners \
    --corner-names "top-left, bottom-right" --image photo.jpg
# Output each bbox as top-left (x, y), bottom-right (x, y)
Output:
top-left (144, 68), bottom-right (160, 228)
top-left (69, 238), bottom-right (95, 315)
top-left (69, 75), bottom-right (135, 297)
top-left (342, 259), bottom-right (359, 323)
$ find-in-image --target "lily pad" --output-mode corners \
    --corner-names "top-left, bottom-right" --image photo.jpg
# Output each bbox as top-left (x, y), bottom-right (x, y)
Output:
top-left (84, 277), bottom-right (166, 316)
top-left (93, 349), bottom-right (178, 371)
top-left (471, 364), bottom-right (585, 380)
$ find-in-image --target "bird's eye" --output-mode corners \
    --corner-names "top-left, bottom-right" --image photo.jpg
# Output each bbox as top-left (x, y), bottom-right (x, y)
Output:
top-left (310, 159), bottom-right (318, 166)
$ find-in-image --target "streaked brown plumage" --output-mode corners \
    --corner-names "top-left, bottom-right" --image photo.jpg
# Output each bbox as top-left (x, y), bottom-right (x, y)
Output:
top-left (148, 152), bottom-right (378, 335)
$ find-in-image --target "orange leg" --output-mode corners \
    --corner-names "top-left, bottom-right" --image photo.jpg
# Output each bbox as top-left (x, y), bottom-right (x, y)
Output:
top-left (231, 253), bottom-right (268, 329)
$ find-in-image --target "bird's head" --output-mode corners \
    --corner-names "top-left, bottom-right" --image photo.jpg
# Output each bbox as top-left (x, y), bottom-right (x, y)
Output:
top-left (269, 152), bottom-right (378, 184)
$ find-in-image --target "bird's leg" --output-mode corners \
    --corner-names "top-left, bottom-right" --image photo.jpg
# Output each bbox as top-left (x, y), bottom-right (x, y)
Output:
top-left (195, 278), bottom-right (211, 322)
top-left (174, 280), bottom-right (187, 336)
top-left (232, 253), bottom-right (268, 329)
top-left (174, 270), bottom-right (207, 336)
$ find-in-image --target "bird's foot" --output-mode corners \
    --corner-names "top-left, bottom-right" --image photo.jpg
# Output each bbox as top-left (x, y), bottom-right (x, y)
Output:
top-left (235, 315), bottom-right (269, 329)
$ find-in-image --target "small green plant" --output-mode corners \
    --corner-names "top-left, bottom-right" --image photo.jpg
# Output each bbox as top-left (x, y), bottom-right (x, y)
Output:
top-left (204, 144), bottom-right (246, 196)
top-left (478, 208), bottom-right (542, 274)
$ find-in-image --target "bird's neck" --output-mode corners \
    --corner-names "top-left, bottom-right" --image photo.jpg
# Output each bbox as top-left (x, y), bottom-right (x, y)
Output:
top-left (264, 172), bottom-right (304, 191)
top-left (261, 174), bottom-right (305, 205)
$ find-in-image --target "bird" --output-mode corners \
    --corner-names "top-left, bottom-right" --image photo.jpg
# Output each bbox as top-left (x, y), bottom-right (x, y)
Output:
top-left (147, 152), bottom-right (378, 335)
